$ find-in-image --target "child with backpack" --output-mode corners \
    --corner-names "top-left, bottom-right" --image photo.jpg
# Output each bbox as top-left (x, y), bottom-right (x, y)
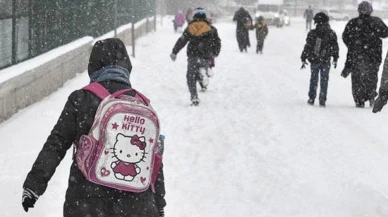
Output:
top-left (22, 38), bottom-right (166, 217)
top-left (170, 7), bottom-right (221, 106)
top-left (254, 16), bottom-right (268, 54)
top-left (300, 12), bottom-right (339, 107)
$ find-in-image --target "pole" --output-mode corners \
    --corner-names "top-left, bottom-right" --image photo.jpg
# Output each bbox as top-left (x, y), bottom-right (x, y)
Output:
top-left (12, 0), bottom-right (17, 63)
top-left (114, 0), bottom-right (118, 38)
top-left (131, 0), bottom-right (135, 57)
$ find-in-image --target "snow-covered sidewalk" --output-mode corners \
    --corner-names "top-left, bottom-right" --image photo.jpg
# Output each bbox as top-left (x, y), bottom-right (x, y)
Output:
top-left (1, 17), bottom-right (388, 217)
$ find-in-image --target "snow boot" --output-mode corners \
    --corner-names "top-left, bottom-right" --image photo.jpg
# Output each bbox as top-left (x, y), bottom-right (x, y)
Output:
top-left (191, 98), bottom-right (200, 106)
top-left (319, 100), bottom-right (326, 107)
top-left (307, 99), bottom-right (314, 105)
top-left (369, 98), bottom-right (375, 107)
top-left (355, 100), bottom-right (365, 108)
top-left (199, 67), bottom-right (209, 88)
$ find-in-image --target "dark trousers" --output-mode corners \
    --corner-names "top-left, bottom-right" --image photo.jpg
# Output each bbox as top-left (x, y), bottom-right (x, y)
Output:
top-left (351, 61), bottom-right (379, 103)
top-left (187, 57), bottom-right (210, 100)
top-left (309, 62), bottom-right (330, 101)
top-left (306, 20), bottom-right (312, 31)
top-left (236, 29), bottom-right (250, 52)
top-left (256, 38), bottom-right (265, 53)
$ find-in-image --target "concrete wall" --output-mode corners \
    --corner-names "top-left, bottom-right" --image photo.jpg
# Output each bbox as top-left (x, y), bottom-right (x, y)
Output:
top-left (0, 17), bottom-right (156, 123)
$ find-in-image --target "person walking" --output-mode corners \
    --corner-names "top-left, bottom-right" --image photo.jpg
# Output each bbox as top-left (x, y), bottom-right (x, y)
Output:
top-left (233, 7), bottom-right (253, 52)
top-left (170, 7), bottom-right (221, 106)
top-left (373, 52), bottom-right (388, 113)
top-left (342, 1), bottom-right (388, 108)
top-left (304, 5), bottom-right (314, 32)
top-left (173, 10), bottom-right (185, 33)
top-left (21, 38), bottom-right (166, 217)
top-left (301, 12), bottom-right (339, 107)
top-left (254, 16), bottom-right (268, 54)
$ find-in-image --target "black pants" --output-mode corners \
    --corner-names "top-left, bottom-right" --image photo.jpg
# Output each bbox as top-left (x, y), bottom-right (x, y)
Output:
top-left (306, 20), bottom-right (312, 31)
top-left (236, 29), bottom-right (250, 52)
top-left (256, 37), bottom-right (265, 53)
top-left (351, 61), bottom-right (379, 103)
top-left (187, 57), bottom-right (211, 100)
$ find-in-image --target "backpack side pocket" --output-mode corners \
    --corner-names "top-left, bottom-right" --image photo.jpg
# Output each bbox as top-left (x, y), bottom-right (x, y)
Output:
top-left (76, 135), bottom-right (98, 178)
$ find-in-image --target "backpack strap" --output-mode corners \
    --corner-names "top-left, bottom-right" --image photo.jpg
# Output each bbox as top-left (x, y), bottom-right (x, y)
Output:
top-left (112, 89), bottom-right (150, 106)
top-left (84, 82), bottom-right (151, 105)
top-left (83, 82), bottom-right (110, 100)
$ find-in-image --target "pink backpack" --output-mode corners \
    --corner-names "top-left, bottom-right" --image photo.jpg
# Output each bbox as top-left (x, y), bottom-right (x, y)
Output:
top-left (75, 82), bottom-right (162, 193)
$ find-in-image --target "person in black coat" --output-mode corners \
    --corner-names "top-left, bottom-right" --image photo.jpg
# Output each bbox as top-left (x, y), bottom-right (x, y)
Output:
top-left (22, 38), bottom-right (166, 217)
top-left (304, 5), bottom-right (314, 31)
top-left (170, 7), bottom-right (221, 106)
top-left (301, 12), bottom-right (339, 107)
top-left (233, 7), bottom-right (253, 52)
top-left (342, 1), bottom-right (388, 108)
top-left (373, 52), bottom-right (388, 113)
top-left (254, 16), bottom-right (268, 54)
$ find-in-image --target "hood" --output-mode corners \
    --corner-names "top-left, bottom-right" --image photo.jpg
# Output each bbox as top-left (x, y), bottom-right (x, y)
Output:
top-left (88, 38), bottom-right (132, 76)
top-left (188, 21), bottom-right (212, 36)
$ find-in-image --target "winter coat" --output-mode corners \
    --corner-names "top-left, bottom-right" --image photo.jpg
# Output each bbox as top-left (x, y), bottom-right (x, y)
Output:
top-left (301, 23), bottom-right (339, 64)
top-left (233, 8), bottom-right (253, 49)
top-left (233, 8), bottom-right (253, 32)
top-left (172, 18), bottom-right (221, 59)
top-left (255, 20), bottom-right (268, 40)
top-left (342, 14), bottom-right (388, 69)
top-left (175, 12), bottom-right (185, 27)
top-left (304, 9), bottom-right (314, 21)
top-left (23, 39), bottom-right (166, 217)
top-left (377, 53), bottom-right (388, 98)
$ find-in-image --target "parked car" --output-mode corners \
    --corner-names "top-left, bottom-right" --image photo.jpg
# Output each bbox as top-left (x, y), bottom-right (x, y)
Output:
top-left (318, 9), bottom-right (349, 21)
top-left (255, 0), bottom-right (285, 28)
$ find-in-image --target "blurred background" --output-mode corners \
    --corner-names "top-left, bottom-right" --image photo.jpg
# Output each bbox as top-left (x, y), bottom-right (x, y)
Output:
top-left (0, 0), bottom-right (387, 70)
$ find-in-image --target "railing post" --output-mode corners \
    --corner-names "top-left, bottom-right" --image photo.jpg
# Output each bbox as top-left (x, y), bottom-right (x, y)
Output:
top-left (12, 0), bottom-right (17, 64)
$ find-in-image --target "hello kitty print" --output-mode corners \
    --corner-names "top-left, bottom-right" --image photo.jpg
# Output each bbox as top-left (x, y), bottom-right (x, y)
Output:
top-left (94, 113), bottom-right (158, 191)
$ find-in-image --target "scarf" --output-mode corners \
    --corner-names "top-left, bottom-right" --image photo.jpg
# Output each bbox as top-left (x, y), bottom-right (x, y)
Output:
top-left (89, 65), bottom-right (131, 85)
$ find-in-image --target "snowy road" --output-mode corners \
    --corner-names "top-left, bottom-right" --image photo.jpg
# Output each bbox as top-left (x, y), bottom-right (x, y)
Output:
top-left (1, 17), bottom-right (388, 217)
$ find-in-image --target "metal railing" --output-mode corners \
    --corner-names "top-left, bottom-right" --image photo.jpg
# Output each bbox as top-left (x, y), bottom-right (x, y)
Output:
top-left (0, 0), bottom-right (156, 70)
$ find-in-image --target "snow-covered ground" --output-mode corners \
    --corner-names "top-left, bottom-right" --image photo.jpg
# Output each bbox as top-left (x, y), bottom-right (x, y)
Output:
top-left (1, 17), bottom-right (388, 217)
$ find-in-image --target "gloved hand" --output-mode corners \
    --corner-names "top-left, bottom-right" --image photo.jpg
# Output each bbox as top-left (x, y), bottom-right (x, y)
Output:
top-left (373, 96), bottom-right (388, 113)
top-left (22, 188), bottom-right (39, 212)
top-left (170, 53), bottom-right (177, 62)
top-left (333, 61), bottom-right (337, 69)
top-left (158, 207), bottom-right (165, 217)
top-left (300, 61), bottom-right (308, 69)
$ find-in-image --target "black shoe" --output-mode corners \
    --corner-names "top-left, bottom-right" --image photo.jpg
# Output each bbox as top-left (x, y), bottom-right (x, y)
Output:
top-left (319, 100), bottom-right (326, 107)
top-left (355, 100), bottom-right (365, 108)
top-left (200, 87), bottom-right (207, 92)
top-left (307, 99), bottom-right (314, 105)
top-left (191, 98), bottom-right (200, 106)
top-left (369, 98), bottom-right (375, 107)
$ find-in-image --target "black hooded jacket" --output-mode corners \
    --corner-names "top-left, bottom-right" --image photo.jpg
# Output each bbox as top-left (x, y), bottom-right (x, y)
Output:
top-left (233, 7), bottom-right (252, 32)
top-left (343, 14), bottom-right (388, 65)
top-left (23, 38), bottom-right (166, 216)
top-left (172, 18), bottom-right (221, 59)
top-left (301, 23), bottom-right (339, 64)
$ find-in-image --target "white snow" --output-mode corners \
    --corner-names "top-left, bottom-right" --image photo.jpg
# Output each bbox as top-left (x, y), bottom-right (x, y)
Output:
top-left (1, 17), bottom-right (388, 217)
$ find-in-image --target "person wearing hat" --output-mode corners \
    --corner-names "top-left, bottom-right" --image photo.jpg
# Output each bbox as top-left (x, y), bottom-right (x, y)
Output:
top-left (303, 5), bottom-right (314, 31)
top-left (300, 12), bottom-right (339, 107)
top-left (342, 1), bottom-right (388, 108)
top-left (233, 7), bottom-right (253, 52)
top-left (170, 7), bottom-right (221, 106)
top-left (254, 16), bottom-right (268, 54)
top-left (22, 38), bottom-right (166, 217)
